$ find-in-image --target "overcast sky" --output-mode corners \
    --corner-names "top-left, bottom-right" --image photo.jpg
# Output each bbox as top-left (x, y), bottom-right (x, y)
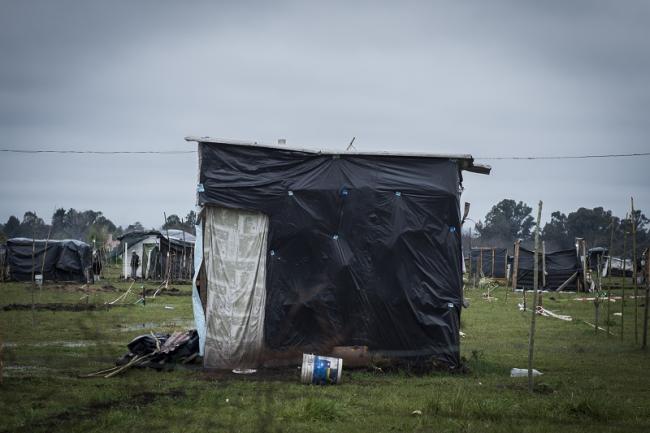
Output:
top-left (1, 0), bottom-right (648, 230)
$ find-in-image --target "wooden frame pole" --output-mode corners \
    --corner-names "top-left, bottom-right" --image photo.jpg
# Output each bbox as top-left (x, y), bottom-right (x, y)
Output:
top-left (542, 241), bottom-right (546, 289)
top-left (528, 200), bottom-right (543, 393)
top-left (621, 215), bottom-right (627, 340)
top-left (631, 197), bottom-right (639, 344)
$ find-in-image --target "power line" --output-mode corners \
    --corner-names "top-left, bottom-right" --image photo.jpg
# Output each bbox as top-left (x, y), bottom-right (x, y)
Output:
top-left (0, 148), bottom-right (649, 159)
top-left (475, 152), bottom-right (650, 160)
top-left (0, 149), bottom-right (194, 154)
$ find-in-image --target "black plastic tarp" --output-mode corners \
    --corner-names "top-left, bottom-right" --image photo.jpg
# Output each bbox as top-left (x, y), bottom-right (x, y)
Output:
top-left (545, 249), bottom-right (581, 290)
top-left (469, 248), bottom-right (507, 278)
top-left (5, 238), bottom-right (92, 282)
top-left (515, 247), bottom-right (581, 291)
top-left (197, 141), bottom-right (472, 367)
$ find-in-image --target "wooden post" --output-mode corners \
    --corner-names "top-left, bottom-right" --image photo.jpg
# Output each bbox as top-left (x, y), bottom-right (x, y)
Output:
top-left (30, 230), bottom-right (36, 325)
top-left (582, 239), bottom-right (588, 292)
top-left (123, 241), bottom-right (128, 280)
top-left (621, 216), bottom-right (627, 340)
top-left (595, 254), bottom-right (602, 334)
top-left (642, 249), bottom-right (649, 349)
top-left (631, 197), bottom-right (639, 344)
top-left (528, 200), bottom-right (543, 393)
top-left (512, 240), bottom-right (521, 292)
top-left (606, 217), bottom-right (614, 337)
top-left (542, 241), bottom-right (546, 289)
top-left (491, 248), bottom-right (495, 278)
top-left (468, 227), bottom-right (473, 286)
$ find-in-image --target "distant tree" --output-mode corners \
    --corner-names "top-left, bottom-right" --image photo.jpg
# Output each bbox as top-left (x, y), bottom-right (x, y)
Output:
top-left (162, 212), bottom-right (196, 234)
top-left (19, 211), bottom-right (48, 238)
top-left (475, 199), bottom-right (535, 245)
top-left (2, 215), bottom-right (21, 238)
top-left (125, 222), bottom-right (145, 233)
top-left (185, 210), bottom-right (197, 234)
top-left (542, 211), bottom-right (572, 250)
top-left (50, 208), bottom-right (117, 240)
top-left (163, 214), bottom-right (183, 230)
top-left (565, 207), bottom-right (615, 248)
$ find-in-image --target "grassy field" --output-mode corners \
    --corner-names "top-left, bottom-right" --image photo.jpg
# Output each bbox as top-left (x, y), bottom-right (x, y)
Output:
top-left (1, 273), bottom-right (649, 433)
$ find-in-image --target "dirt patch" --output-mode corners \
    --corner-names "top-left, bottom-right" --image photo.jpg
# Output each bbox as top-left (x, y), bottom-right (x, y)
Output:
top-left (3, 389), bottom-right (187, 433)
top-left (200, 366), bottom-right (300, 382)
top-left (1, 303), bottom-right (131, 312)
top-left (144, 287), bottom-right (190, 296)
top-left (31, 283), bottom-right (121, 293)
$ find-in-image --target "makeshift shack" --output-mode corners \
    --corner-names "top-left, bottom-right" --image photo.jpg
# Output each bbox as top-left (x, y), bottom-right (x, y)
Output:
top-left (588, 247), bottom-right (607, 271)
top-left (5, 238), bottom-right (92, 283)
top-left (118, 230), bottom-right (194, 280)
top-left (604, 256), bottom-right (634, 277)
top-left (468, 247), bottom-right (508, 279)
top-left (187, 137), bottom-right (490, 369)
top-left (513, 247), bottom-right (582, 291)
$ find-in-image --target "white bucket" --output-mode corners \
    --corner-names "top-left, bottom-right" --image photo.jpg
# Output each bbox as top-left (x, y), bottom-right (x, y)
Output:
top-left (35, 274), bottom-right (43, 286)
top-left (301, 353), bottom-right (343, 385)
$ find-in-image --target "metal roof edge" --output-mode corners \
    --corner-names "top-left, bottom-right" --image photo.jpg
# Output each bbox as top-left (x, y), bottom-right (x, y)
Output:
top-left (185, 136), bottom-right (491, 174)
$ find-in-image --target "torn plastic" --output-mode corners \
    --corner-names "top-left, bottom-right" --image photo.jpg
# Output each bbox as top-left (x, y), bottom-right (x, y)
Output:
top-left (192, 218), bottom-right (207, 356)
top-left (511, 368), bottom-right (542, 377)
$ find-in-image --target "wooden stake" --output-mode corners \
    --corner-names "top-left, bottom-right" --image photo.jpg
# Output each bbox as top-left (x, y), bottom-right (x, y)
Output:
top-left (595, 254), bottom-right (602, 335)
top-left (642, 249), bottom-right (649, 349)
top-left (542, 241), bottom-right (546, 289)
top-left (582, 239), bottom-right (588, 292)
top-left (512, 240), bottom-right (521, 292)
top-left (631, 197), bottom-right (639, 344)
top-left (621, 215), bottom-right (627, 340)
top-left (528, 200), bottom-right (543, 393)
top-left (491, 248), bottom-right (495, 278)
top-left (606, 217), bottom-right (614, 337)
top-left (30, 229), bottom-right (36, 325)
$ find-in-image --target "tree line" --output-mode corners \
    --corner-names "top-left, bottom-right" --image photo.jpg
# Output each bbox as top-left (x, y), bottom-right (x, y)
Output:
top-left (0, 209), bottom-right (197, 246)
top-left (467, 199), bottom-right (649, 256)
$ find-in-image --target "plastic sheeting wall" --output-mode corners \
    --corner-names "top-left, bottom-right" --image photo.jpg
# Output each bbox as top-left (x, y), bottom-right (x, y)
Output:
top-left (203, 206), bottom-right (269, 369)
top-left (515, 247), bottom-right (581, 291)
top-left (469, 248), bottom-right (507, 278)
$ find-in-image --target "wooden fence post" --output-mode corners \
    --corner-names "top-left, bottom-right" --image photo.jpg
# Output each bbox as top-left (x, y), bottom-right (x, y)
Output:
top-left (542, 241), bottom-right (546, 289)
top-left (631, 197), bottom-right (639, 344)
top-left (528, 200), bottom-right (543, 393)
top-left (642, 249), bottom-right (649, 349)
top-left (491, 248), bottom-right (495, 278)
top-left (621, 216), bottom-right (627, 340)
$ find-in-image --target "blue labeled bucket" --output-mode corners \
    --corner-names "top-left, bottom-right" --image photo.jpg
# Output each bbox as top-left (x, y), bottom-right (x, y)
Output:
top-left (301, 353), bottom-right (343, 385)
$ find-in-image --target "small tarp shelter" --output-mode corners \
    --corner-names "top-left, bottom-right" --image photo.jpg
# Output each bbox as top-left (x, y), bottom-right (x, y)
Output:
top-left (515, 247), bottom-right (582, 291)
top-left (588, 247), bottom-right (607, 271)
top-left (187, 136), bottom-right (490, 369)
top-left (5, 238), bottom-right (92, 283)
top-left (468, 247), bottom-right (508, 279)
top-left (118, 230), bottom-right (194, 280)
top-left (0, 244), bottom-right (7, 281)
top-left (603, 256), bottom-right (634, 277)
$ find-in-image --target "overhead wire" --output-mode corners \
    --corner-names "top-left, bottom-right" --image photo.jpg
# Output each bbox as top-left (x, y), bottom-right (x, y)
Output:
top-left (0, 149), bottom-right (649, 159)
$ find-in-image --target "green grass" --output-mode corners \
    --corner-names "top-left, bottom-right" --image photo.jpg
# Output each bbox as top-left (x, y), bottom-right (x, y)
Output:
top-left (1, 270), bottom-right (649, 432)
